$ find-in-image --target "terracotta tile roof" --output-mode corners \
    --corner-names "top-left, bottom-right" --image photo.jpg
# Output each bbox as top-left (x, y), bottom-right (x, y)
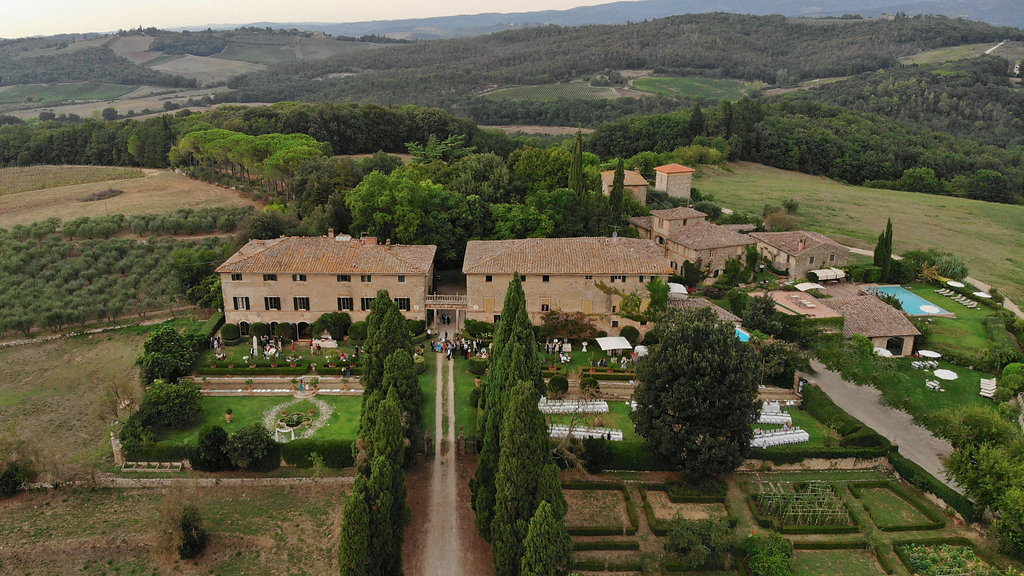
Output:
top-left (629, 216), bottom-right (653, 231)
top-left (721, 223), bottom-right (757, 233)
top-left (669, 297), bottom-right (741, 323)
top-left (664, 221), bottom-right (754, 250)
top-left (828, 296), bottom-right (921, 339)
top-left (654, 163), bottom-right (696, 174)
top-left (748, 231), bottom-right (847, 255)
top-left (462, 237), bottom-right (673, 276)
top-left (650, 207), bottom-right (707, 220)
top-left (216, 236), bottom-right (436, 275)
top-left (600, 170), bottom-right (649, 187)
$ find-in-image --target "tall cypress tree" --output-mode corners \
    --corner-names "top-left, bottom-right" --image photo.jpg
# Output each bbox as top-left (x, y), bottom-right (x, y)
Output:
top-left (360, 291), bottom-right (411, 436)
top-left (492, 380), bottom-right (563, 576)
top-left (689, 105), bottom-right (706, 138)
top-left (519, 501), bottom-right (571, 576)
top-left (569, 130), bottom-right (584, 199)
top-left (873, 218), bottom-right (893, 281)
top-left (609, 158), bottom-right (625, 222)
top-left (338, 479), bottom-right (370, 576)
top-left (365, 390), bottom-right (408, 576)
top-left (472, 274), bottom-right (542, 539)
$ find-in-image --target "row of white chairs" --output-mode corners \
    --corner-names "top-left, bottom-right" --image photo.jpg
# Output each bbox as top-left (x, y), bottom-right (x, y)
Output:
top-left (980, 378), bottom-right (998, 399)
top-left (759, 413), bottom-right (793, 425)
top-left (548, 424), bottom-right (624, 441)
top-left (937, 289), bottom-right (979, 309)
top-left (538, 398), bottom-right (609, 414)
top-left (912, 360), bottom-right (939, 370)
top-left (751, 428), bottom-right (809, 448)
top-left (925, 380), bottom-right (945, 391)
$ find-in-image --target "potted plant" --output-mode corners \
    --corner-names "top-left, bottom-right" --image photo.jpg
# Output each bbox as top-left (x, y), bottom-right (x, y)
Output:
top-left (245, 378), bottom-right (254, 393)
top-left (225, 408), bottom-right (233, 423)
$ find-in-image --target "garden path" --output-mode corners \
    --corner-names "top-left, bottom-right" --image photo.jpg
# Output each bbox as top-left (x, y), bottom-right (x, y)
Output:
top-left (808, 359), bottom-right (959, 492)
top-left (423, 353), bottom-right (463, 576)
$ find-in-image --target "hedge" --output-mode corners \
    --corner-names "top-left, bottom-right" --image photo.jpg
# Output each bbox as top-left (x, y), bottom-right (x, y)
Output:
top-left (572, 540), bottom-right (640, 551)
top-left (280, 439), bottom-right (355, 469)
top-left (413, 356), bottom-right (426, 374)
top-left (247, 442), bottom-right (282, 473)
top-left (791, 540), bottom-right (868, 550)
top-left (467, 357), bottom-right (487, 375)
top-left (748, 445), bottom-right (890, 464)
top-left (220, 323), bottom-right (239, 341)
top-left (317, 365), bottom-right (364, 376)
top-left (888, 450), bottom-right (980, 523)
top-left (605, 441), bottom-right (676, 471)
top-left (848, 481), bottom-right (945, 531)
top-left (645, 478), bottom-right (727, 503)
top-left (124, 440), bottom-right (187, 462)
top-left (196, 366), bottom-right (308, 376)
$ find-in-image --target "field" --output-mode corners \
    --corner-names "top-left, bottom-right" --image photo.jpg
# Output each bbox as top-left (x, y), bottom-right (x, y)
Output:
top-left (108, 35), bottom-right (158, 64)
top-left (631, 76), bottom-right (753, 101)
top-left (213, 37), bottom-right (382, 65)
top-left (148, 55), bottom-right (265, 86)
top-left (0, 83), bottom-right (135, 111)
top-left (0, 165), bottom-right (144, 196)
top-left (0, 483), bottom-right (345, 575)
top-left (0, 86), bottom-right (239, 121)
top-left (696, 162), bottom-right (1024, 304)
top-left (0, 168), bottom-right (261, 227)
top-left (481, 82), bottom-right (624, 102)
top-left (792, 549), bottom-right (886, 576)
top-left (900, 41), bottom-right (1024, 66)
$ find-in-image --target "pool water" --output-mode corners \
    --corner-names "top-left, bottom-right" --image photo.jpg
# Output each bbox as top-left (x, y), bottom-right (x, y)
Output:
top-left (735, 327), bottom-right (751, 342)
top-left (874, 286), bottom-right (949, 315)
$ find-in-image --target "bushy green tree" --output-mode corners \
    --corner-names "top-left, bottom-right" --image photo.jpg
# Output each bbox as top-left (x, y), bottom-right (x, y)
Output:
top-left (313, 312), bottom-right (352, 341)
top-left (666, 517), bottom-right (731, 570)
top-left (188, 424), bottom-right (233, 472)
top-left (632, 307), bottom-right (759, 478)
top-left (137, 325), bottom-right (198, 383)
top-left (519, 501), bottom-right (571, 576)
top-left (138, 379), bottom-right (203, 429)
top-left (223, 423), bottom-right (275, 469)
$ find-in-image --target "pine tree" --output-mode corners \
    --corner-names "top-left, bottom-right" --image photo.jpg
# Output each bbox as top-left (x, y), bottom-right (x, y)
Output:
top-left (569, 130), bottom-right (585, 198)
top-left (338, 480), bottom-right (370, 576)
top-left (473, 274), bottom-right (543, 539)
top-left (520, 501), bottom-right (571, 576)
top-left (492, 380), bottom-right (563, 576)
top-left (609, 158), bottom-right (625, 223)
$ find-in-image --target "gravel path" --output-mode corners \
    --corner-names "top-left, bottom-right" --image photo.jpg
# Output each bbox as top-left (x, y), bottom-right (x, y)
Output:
top-left (423, 353), bottom-right (463, 576)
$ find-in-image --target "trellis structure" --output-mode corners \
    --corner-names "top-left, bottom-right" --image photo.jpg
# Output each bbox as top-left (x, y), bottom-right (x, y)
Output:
top-left (754, 481), bottom-right (851, 526)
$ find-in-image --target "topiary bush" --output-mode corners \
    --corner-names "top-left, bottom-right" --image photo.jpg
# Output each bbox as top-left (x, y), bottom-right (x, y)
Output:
top-left (405, 319), bottom-right (426, 336)
top-left (251, 322), bottom-right (270, 338)
top-left (413, 355), bottom-right (427, 374)
top-left (187, 424), bottom-right (234, 472)
top-left (348, 321), bottom-right (367, 341)
top-left (274, 322), bottom-right (293, 339)
top-left (468, 357), bottom-right (488, 376)
top-left (620, 325), bottom-right (640, 345)
top-left (547, 374), bottom-right (569, 397)
top-left (220, 323), bottom-right (239, 342)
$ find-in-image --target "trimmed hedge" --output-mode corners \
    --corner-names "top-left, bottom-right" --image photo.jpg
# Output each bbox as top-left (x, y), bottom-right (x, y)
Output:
top-left (196, 366), bottom-right (307, 376)
top-left (467, 357), bottom-right (487, 375)
top-left (572, 540), bottom-right (640, 551)
top-left (888, 450), bottom-right (980, 523)
top-left (220, 323), bottom-right (239, 341)
top-left (280, 439), bottom-right (355, 469)
top-left (645, 478), bottom-right (727, 503)
top-left (749, 445), bottom-right (890, 464)
top-left (791, 540), bottom-right (867, 550)
top-left (124, 440), bottom-right (186, 462)
top-left (317, 365), bottom-right (363, 376)
top-left (848, 481), bottom-right (945, 532)
top-left (413, 355), bottom-right (426, 374)
top-left (605, 441), bottom-right (676, 471)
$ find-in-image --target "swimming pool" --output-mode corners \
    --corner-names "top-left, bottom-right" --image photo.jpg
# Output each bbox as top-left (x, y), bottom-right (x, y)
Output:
top-left (735, 327), bottom-right (751, 342)
top-left (874, 286), bottom-right (949, 315)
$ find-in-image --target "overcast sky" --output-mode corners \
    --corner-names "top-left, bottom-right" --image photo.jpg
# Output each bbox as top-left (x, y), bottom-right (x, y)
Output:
top-left (2, 0), bottom-right (613, 38)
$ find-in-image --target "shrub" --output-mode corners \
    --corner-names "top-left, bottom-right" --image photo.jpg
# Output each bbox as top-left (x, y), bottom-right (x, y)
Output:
top-left (579, 376), bottom-right (600, 397)
top-left (348, 321), bottom-right (367, 341)
top-left (224, 423), bottom-right (276, 469)
top-left (178, 504), bottom-right (206, 559)
top-left (251, 322), bottom-right (270, 338)
top-left (280, 439), bottom-right (354, 469)
top-left (464, 319), bottom-right (495, 338)
top-left (413, 355), bottom-right (427, 374)
top-left (746, 532), bottom-right (793, 576)
top-left (581, 437), bottom-right (613, 474)
top-left (405, 319), bottom-right (426, 336)
top-left (118, 415), bottom-right (155, 456)
top-left (139, 380), bottom-right (203, 429)
top-left (469, 387), bottom-right (482, 409)
top-left (547, 374), bottom-right (569, 397)
top-left (313, 312), bottom-right (351, 340)
top-left (467, 357), bottom-right (488, 376)
top-left (889, 450), bottom-right (980, 522)
top-left (274, 322), bottom-right (293, 339)
top-left (158, 497), bottom-right (207, 560)
top-left (641, 329), bottom-right (659, 345)
top-left (665, 517), bottom-right (731, 570)
top-left (188, 425), bottom-right (233, 472)
top-left (0, 462), bottom-right (31, 497)
top-left (220, 323), bottom-right (239, 341)
top-left (619, 325), bottom-right (640, 345)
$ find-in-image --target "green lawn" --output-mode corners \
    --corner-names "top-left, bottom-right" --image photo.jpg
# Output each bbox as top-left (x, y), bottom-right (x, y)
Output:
top-left (876, 358), bottom-right (997, 431)
top-left (903, 283), bottom-right (1000, 355)
top-left (548, 399), bottom-right (637, 441)
top-left (857, 486), bottom-right (931, 530)
top-left (198, 338), bottom-right (363, 370)
top-left (631, 76), bottom-right (753, 101)
top-left (451, 356), bottom-right (480, 437)
top-left (160, 395), bottom-right (361, 444)
top-left (541, 347), bottom-right (626, 375)
top-left (792, 549), bottom-right (886, 576)
top-left (420, 351), bottom-right (437, 437)
top-left (696, 162), bottom-right (1024, 305)
top-left (757, 407), bottom-right (839, 448)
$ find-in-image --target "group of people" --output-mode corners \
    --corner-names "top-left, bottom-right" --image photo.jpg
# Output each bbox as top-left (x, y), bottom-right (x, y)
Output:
top-left (437, 313), bottom-right (455, 325)
top-left (432, 334), bottom-right (489, 361)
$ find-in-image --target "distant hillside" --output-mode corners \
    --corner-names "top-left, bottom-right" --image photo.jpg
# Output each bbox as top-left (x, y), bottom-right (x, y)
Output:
top-left (211, 0), bottom-right (1024, 39)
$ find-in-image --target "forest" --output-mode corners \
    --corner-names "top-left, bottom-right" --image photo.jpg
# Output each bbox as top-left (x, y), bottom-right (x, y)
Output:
top-left (0, 47), bottom-right (196, 88)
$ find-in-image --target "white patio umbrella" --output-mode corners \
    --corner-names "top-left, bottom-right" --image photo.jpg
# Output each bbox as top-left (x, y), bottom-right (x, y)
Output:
top-left (917, 350), bottom-right (941, 358)
top-left (973, 291), bottom-right (992, 299)
top-left (919, 305), bottom-right (941, 314)
top-left (934, 369), bottom-right (958, 381)
top-left (873, 347), bottom-right (893, 357)
top-left (946, 280), bottom-right (965, 288)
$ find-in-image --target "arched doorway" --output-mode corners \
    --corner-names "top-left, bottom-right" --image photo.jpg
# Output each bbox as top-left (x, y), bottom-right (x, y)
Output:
top-left (238, 322), bottom-right (251, 336)
top-left (886, 336), bottom-right (905, 356)
top-left (297, 322), bottom-right (312, 340)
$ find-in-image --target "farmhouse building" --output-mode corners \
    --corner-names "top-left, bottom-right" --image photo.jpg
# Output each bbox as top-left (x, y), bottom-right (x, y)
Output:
top-left (827, 296), bottom-right (920, 357)
top-left (462, 237), bottom-right (673, 335)
top-left (653, 163), bottom-right (696, 199)
top-left (216, 231), bottom-right (435, 337)
top-left (630, 207), bottom-right (754, 282)
top-left (600, 169), bottom-right (649, 204)
top-left (748, 231), bottom-right (849, 280)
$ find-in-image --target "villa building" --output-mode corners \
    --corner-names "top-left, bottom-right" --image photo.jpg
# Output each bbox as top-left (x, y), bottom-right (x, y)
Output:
top-left (653, 163), bottom-right (696, 199)
top-left (749, 231), bottom-right (849, 280)
top-left (462, 237), bottom-right (673, 335)
top-left (600, 169), bottom-right (649, 204)
top-left (827, 296), bottom-right (920, 357)
top-left (216, 231), bottom-right (435, 337)
top-left (630, 207), bottom-right (754, 281)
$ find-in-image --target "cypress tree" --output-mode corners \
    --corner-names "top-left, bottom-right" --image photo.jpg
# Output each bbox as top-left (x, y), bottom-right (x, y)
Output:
top-left (609, 158), bottom-right (625, 222)
top-left (365, 455), bottom-right (398, 576)
top-left (472, 274), bottom-right (544, 539)
top-left (520, 501), bottom-right (571, 576)
top-left (569, 130), bottom-right (584, 198)
top-left (873, 218), bottom-right (893, 281)
top-left (492, 380), bottom-right (563, 576)
top-left (360, 291), bottom-right (411, 436)
top-left (338, 480), bottom-right (370, 576)
top-left (689, 105), bottom-right (706, 138)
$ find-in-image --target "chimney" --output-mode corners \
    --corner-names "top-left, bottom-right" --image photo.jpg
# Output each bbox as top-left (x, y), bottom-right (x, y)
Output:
top-left (359, 236), bottom-right (377, 246)
top-left (797, 238), bottom-right (806, 252)
top-left (327, 228), bottom-right (335, 239)
top-left (385, 238), bottom-right (392, 250)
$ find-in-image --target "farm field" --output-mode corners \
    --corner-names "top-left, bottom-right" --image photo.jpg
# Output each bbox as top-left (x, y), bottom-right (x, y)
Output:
top-left (899, 40), bottom-right (1024, 66)
top-left (481, 82), bottom-right (624, 102)
top-left (148, 55), bottom-right (265, 86)
top-left (0, 83), bottom-right (135, 110)
top-left (0, 165), bottom-right (143, 196)
top-left (791, 549), bottom-right (886, 576)
top-left (1, 86), bottom-right (236, 120)
top-left (213, 37), bottom-right (382, 65)
top-left (0, 483), bottom-right (345, 575)
top-left (108, 34), bottom-right (158, 64)
top-left (630, 76), bottom-right (753, 101)
top-left (696, 162), bottom-right (1024, 304)
top-left (0, 168), bottom-right (261, 227)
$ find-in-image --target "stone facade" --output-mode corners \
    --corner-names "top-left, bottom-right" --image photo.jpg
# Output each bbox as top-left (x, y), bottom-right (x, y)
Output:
top-left (631, 207), bottom-right (754, 282)
top-left (600, 169), bottom-right (649, 205)
top-left (749, 231), bottom-right (849, 280)
top-left (653, 163), bottom-right (696, 199)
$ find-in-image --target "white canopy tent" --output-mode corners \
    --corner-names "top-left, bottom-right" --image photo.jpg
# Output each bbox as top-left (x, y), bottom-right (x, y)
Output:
top-left (794, 282), bottom-right (825, 292)
top-left (595, 336), bottom-right (632, 351)
top-left (809, 268), bottom-right (846, 281)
